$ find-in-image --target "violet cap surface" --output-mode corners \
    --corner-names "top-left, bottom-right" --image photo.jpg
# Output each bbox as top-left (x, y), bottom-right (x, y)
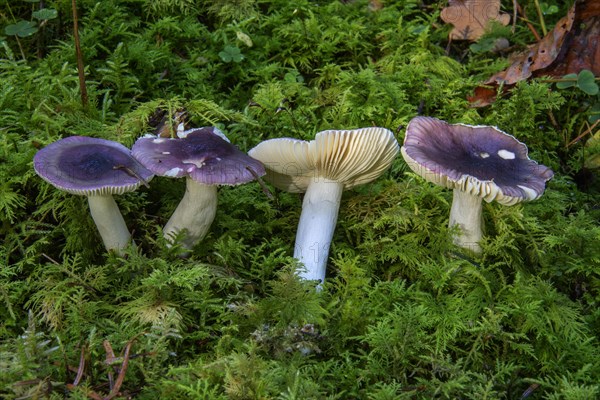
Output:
top-left (34, 136), bottom-right (154, 196)
top-left (132, 127), bottom-right (265, 185)
top-left (401, 116), bottom-right (554, 205)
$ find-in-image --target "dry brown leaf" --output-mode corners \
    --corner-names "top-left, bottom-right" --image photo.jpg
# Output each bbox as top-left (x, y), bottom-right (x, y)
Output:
top-left (441, 0), bottom-right (510, 41)
top-left (541, 6), bottom-right (600, 77)
top-left (484, 5), bottom-right (576, 86)
top-left (468, 0), bottom-right (600, 107)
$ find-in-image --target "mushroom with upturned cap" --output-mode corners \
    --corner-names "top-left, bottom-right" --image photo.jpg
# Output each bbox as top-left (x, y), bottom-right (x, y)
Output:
top-left (33, 136), bottom-right (154, 255)
top-left (401, 116), bottom-right (554, 253)
top-left (249, 127), bottom-right (399, 285)
top-left (132, 126), bottom-right (266, 249)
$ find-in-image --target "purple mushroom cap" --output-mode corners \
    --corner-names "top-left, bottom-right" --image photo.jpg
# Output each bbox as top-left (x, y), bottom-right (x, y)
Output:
top-left (34, 136), bottom-right (154, 195)
top-left (401, 116), bottom-right (554, 205)
top-left (132, 127), bottom-right (266, 185)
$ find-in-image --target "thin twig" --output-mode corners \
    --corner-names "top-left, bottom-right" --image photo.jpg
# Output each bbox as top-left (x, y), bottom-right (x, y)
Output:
top-left (4, 1), bottom-right (26, 60)
top-left (516, 3), bottom-right (541, 41)
top-left (521, 383), bottom-right (541, 399)
top-left (71, 0), bottom-right (88, 107)
top-left (103, 333), bottom-right (145, 400)
top-left (104, 340), bottom-right (134, 400)
top-left (15, 36), bottom-right (27, 61)
top-left (72, 344), bottom-right (87, 386)
top-left (246, 166), bottom-right (274, 200)
top-left (533, 0), bottom-right (548, 36)
top-left (37, 1), bottom-right (46, 59)
top-left (103, 340), bottom-right (117, 391)
top-left (512, 0), bottom-right (518, 33)
top-left (87, 390), bottom-right (104, 400)
top-left (113, 165), bottom-right (151, 188)
top-left (41, 253), bottom-right (60, 264)
top-left (567, 120), bottom-right (600, 148)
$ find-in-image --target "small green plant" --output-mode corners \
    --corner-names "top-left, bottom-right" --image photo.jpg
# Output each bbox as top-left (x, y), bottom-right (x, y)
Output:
top-left (2, 0), bottom-right (58, 60)
top-left (557, 70), bottom-right (600, 96)
top-left (540, 2), bottom-right (560, 15)
top-left (219, 45), bottom-right (244, 63)
top-left (4, 20), bottom-right (37, 38)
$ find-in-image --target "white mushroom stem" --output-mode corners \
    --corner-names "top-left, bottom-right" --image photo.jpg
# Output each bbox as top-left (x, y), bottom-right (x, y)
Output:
top-left (164, 177), bottom-right (217, 249)
top-left (448, 189), bottom-right (483, 254)
top-left (293, 179), bottom-right (344, 284)
top-left (87, 195), bottom-right (132, 255)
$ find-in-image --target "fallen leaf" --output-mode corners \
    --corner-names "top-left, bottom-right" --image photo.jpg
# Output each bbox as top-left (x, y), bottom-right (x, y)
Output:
top-left (236, 31), bottom-right (253, 47)
top-left (441, 0), bottom-right (510, 41)
top-left (484, 5), bottom-right (576, 86)
top-left (467, 85), bottom-right (500, 108)
top-left (541, 11), bottom-right (600, 77)
top-left (469, 0), bottom-right (600, 106)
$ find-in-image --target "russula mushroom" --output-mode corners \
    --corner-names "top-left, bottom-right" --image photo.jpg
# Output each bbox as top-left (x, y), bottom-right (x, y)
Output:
top-left (132, 126), bottom-right (265, 249)
top-left (248, 127), bottom-right (399, 285)
top-left (33, 136), bottom-right (154, 255)
top-left (401, 116), bottom-right (554, 253)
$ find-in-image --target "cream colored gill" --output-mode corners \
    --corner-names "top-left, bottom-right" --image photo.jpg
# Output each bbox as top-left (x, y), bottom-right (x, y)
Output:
top-left (354, 127), bottom-right (400, 186)
top-left (313, 127), bottom-right (398, 188)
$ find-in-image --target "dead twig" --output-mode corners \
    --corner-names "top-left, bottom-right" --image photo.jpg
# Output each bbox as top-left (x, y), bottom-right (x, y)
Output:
top-left (113, 165), bottom-right (151, 188)
top-left (246, 166), bottom-right (274, 200)
top-left (567, 119), bottom-right (600, 148)
top-left (512, 0), bottom-right (518, 32)
top-left (515, 2), bottom-right (542, 41)
top-left (71, 0), bottom-right (88, 107)
top-left (66, 333), bottom-right (146, 400)
top-left (103, 340), bottom-right (117, 391)
top-left (103, 334), bottom-right (143, 400)
top-left (73, 344), bottom-right (87, 386)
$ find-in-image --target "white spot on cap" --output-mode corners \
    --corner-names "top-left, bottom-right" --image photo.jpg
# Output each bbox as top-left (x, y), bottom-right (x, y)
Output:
top-left (178, 127), bottom-right (191, 138)
top-left (498, 149), bottom-right (515, 159)
top-left (212, 128), bottom-right (230, 143)
top-left (183, 158), bottom-right (206, 168)
top-left (164, 167), bottom-right (182, 177)
top-left (153, 138), bottom-right (167, 144)
top-left (517, 185), bottom-right (539, 200)
top-left (478, 152), bottom-right (490, 159)
top-left (143, 134), bottom-right (156, 138)
top-left (162, 151), bottom-right (171, 155)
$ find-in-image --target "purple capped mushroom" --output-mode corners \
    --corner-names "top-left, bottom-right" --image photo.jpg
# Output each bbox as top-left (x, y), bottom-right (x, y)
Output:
top-left (401, 116), bottom-right (554, 253)
top-left (132, 126), bottom-right (265, 249)
top-left (33, 136), bottom-right (154, 255)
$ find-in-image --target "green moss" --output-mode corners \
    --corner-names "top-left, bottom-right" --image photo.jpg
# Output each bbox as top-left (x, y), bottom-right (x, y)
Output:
top-left (1, 0), bottom-right (599, 398)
